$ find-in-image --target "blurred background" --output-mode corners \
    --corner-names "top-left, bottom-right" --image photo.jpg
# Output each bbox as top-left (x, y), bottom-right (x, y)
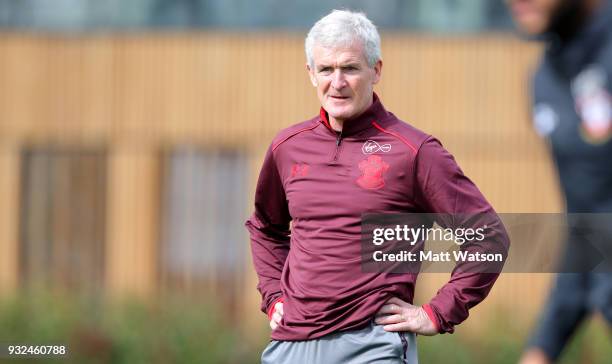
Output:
top-left (0, 0), bottom-right (609, 363)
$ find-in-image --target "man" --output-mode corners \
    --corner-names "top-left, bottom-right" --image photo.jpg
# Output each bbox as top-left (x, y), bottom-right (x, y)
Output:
top-left (246, 10), bottom-right (509, 363)
top-left (507, 0), bottom-right (612, 363)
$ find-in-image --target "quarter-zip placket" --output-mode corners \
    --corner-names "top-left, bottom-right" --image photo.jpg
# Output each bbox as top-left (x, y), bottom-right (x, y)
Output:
top-left (332, 130), bottom-right (343, 161)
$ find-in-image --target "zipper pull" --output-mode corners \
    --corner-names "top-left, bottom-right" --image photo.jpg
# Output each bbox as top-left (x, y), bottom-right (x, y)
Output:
top-left (336, 131), bottom-right (342, 146)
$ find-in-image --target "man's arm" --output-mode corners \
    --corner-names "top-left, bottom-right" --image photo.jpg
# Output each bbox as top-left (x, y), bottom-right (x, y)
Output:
top-left (414, 137), bottom-right (510, 334)
top-left (245, 144), bottom-right (291, 319)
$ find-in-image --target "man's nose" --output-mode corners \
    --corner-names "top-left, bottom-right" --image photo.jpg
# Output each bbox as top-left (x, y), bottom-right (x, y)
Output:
top-left (331, 69), bottom-right (347, 90)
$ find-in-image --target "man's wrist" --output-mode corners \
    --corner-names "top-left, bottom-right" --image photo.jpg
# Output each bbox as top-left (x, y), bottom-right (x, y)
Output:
top-left (421, 304), bottom-right (441, 333)
top-left (267, 296), bottom-right (285, 320)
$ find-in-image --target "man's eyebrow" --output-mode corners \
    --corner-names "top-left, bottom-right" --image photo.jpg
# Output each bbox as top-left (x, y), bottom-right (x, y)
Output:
top-left (316, 61), bottom-right (361, 70)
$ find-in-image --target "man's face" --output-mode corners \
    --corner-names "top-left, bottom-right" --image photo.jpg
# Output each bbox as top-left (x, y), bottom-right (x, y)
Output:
top-left (507, 0), bottom-right (564, 35)
top-left (307, 42), bottom-right (382, 125)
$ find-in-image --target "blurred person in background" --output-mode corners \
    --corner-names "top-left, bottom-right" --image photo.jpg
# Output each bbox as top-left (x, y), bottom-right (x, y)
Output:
top-left (246, 9), bottom-right (509, 364)
top-left (507, 0), bottom-right (612, 363)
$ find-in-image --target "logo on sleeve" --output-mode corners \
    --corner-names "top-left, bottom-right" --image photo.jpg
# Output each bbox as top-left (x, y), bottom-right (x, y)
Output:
top-left (362, 140), bottom-right (391, 154)
top-left (357, 155), bottom-right (389, 190)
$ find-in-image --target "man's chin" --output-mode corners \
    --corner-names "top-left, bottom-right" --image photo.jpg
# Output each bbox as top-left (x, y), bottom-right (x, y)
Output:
top-left (515, 20), bottom-right (547, 36)
top-left (326, 107), bottom-right (355, 120)
top-left (328, 113), bottom-right (354, 123)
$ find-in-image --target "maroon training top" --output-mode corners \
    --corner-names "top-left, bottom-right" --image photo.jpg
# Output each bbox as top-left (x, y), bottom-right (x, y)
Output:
top-left (245, 94), bottom-right (510, 340)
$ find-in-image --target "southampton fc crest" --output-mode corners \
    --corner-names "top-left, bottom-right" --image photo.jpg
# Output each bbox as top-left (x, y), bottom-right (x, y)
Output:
top-left (357, 155), bottom-right (389, 190)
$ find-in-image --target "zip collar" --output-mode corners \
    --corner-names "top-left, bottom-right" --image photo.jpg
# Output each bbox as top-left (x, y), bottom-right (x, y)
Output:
top-left (319, 92), bottom-right (391, 137)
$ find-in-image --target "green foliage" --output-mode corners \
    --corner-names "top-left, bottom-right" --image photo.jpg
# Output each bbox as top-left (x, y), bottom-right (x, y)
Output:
top-left (1, 293), bottom-right (610, 364)
top-left (0, 292), bottom-right (259, 364)
top-left (416, 310), bottom-right (612, 364)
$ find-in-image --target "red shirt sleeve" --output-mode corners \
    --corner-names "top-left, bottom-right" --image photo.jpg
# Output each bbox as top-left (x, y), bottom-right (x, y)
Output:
top-left (414, 137), bottom-right (510, 333)
top-left (245, 144), bottom-right (292, 316)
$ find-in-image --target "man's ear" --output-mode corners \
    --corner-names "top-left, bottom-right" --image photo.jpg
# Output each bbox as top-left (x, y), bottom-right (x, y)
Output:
top-left (373, 59), bottom-right (383, 84)
top-left (306, 63), bottom-right (318, 87)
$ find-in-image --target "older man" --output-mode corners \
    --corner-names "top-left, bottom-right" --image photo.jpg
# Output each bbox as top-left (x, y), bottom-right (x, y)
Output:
top-left (246, 9), bottom-right (509, 363)
top-left (507, 0), bottom-right (612, 363)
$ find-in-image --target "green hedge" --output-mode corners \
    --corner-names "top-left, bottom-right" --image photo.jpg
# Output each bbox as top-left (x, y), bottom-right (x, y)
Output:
top-left (0, 292), bottom-right (259, 364)
top-left (416, 311), bottom-right (612, 364)
top-left (1, 293), bottom-right (610, 363)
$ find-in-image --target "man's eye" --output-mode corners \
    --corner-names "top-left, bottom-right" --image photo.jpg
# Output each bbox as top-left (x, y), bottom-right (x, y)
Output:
top-left (319, 67), bottom-right (332, 74)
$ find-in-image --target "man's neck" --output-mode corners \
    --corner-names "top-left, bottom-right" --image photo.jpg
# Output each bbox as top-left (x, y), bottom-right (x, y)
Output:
top-left (328, 95), bottom-right (374, 132)
top-left (329, 118), bottom-right (344, 132)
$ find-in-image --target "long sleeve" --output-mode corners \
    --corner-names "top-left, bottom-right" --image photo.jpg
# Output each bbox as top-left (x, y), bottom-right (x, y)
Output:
top-left (414, 137), bottom-right (510, 333)
top-left (245, 144), bottom-right (292, 316)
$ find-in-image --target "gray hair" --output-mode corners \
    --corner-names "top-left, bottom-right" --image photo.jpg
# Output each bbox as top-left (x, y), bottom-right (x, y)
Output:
top-left (305, 9), bottom-right (382, 69)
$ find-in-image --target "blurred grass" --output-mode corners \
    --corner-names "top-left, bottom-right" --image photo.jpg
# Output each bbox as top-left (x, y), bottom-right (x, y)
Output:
top-left (0, 291), bottom-right (260, 364)
top-left (417, 310), bottom-right (612, 364)
top-left (0, 292), bottom-right (610, 363)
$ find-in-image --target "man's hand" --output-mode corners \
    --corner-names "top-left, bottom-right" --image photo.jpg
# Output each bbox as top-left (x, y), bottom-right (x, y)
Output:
top-left (269, 301), bottom-right (284, 330)
top-left (518, 348), bottom-right (552, 364)
top-left (374, 297), bottom-right (438, 336)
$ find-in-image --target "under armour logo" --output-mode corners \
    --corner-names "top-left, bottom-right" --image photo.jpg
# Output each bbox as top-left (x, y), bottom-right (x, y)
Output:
top-left (362, 140), bottom-right (391, 154)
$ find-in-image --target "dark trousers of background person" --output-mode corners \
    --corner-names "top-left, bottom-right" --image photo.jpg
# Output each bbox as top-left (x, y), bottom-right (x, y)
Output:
top-left (528, 216), bottom-right (612, 360)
